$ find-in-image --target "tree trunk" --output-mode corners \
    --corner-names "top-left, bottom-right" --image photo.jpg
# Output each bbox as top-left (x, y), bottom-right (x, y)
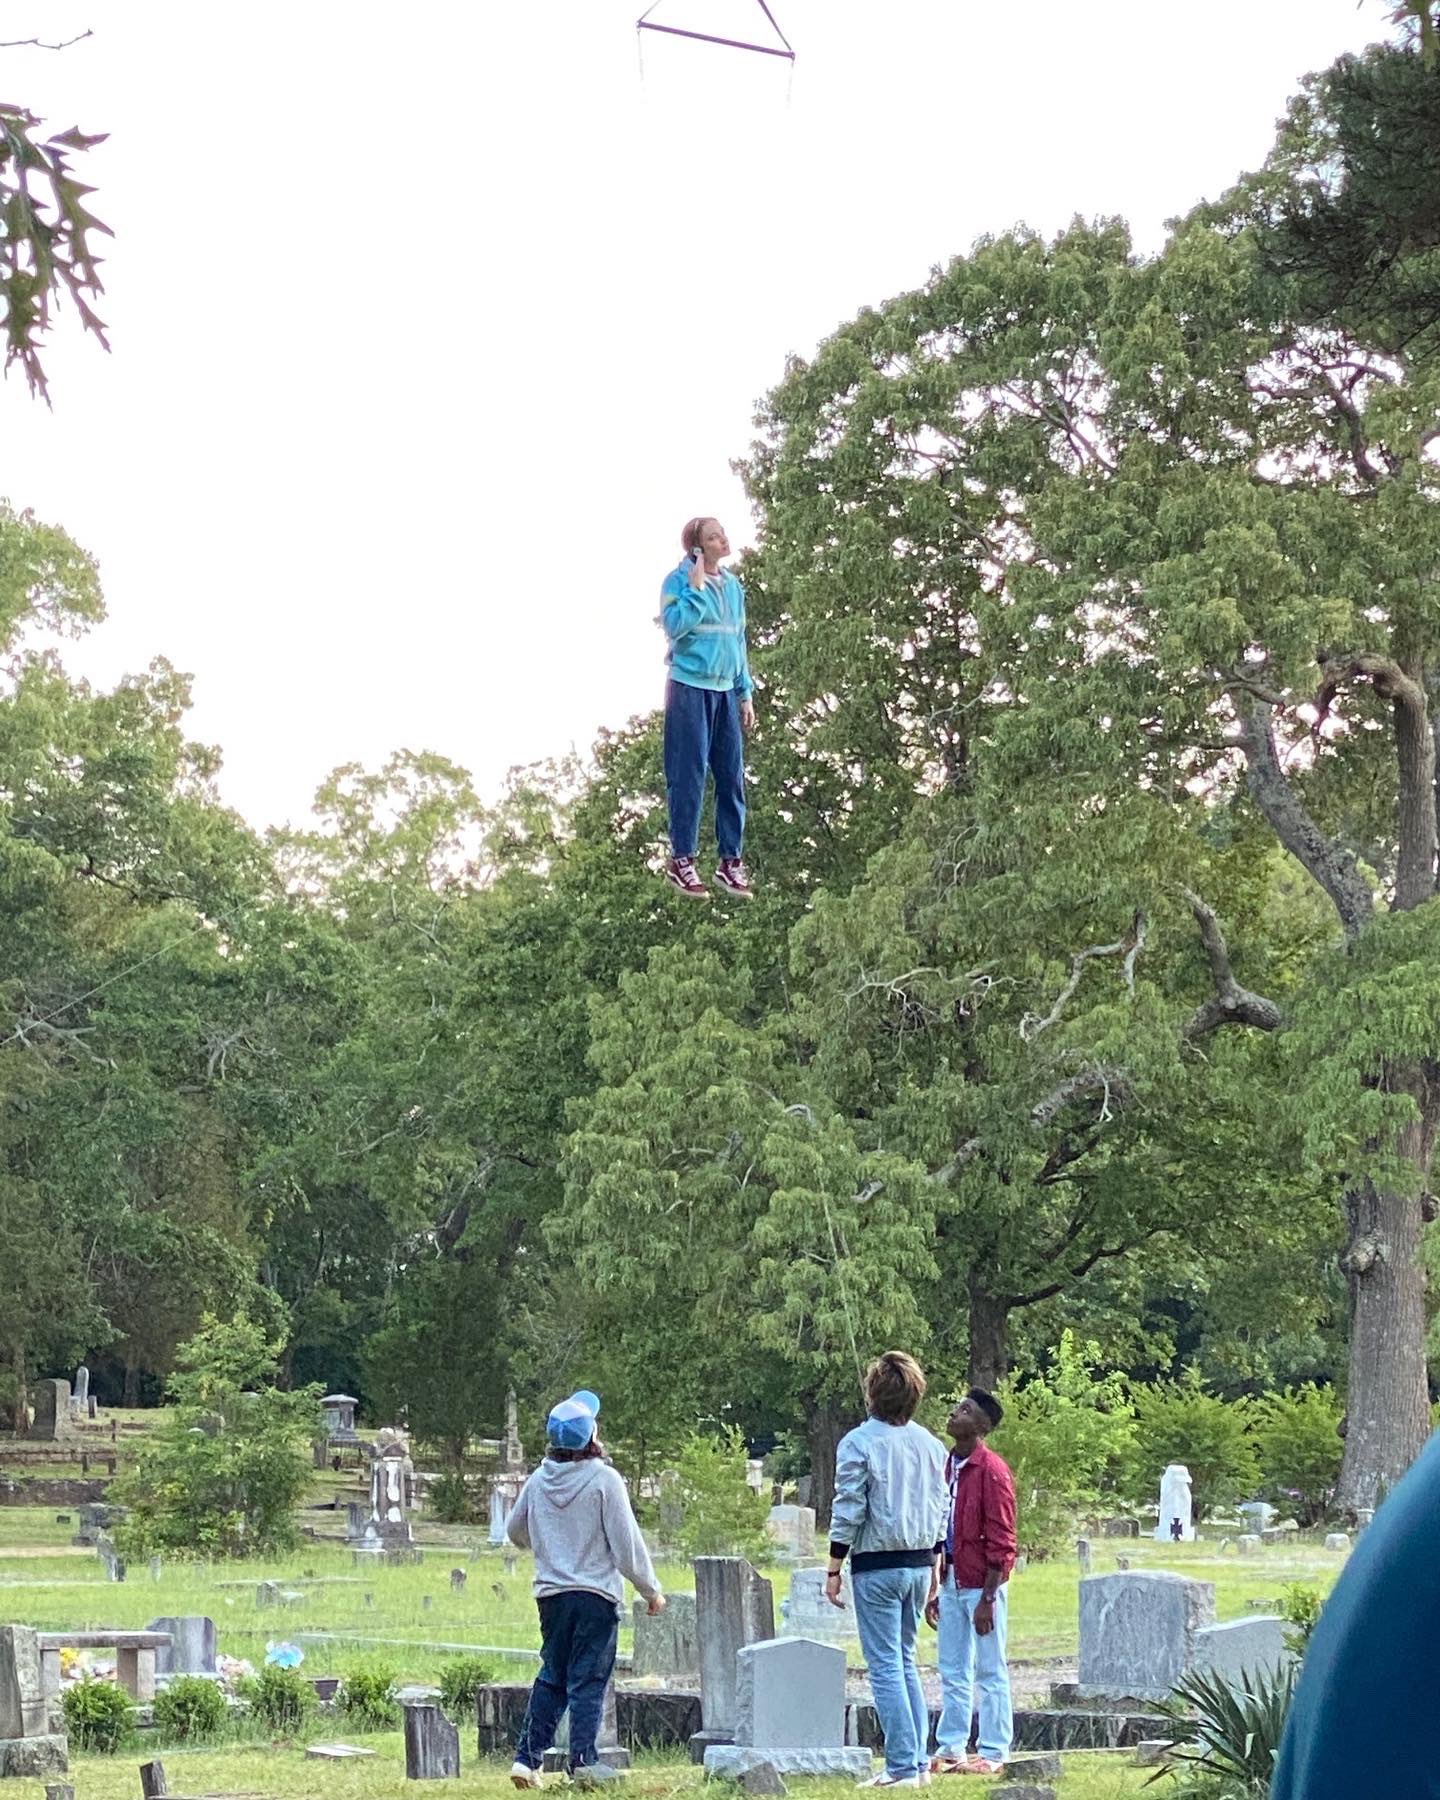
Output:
top-left (10, 1340), bottom-right (27, 1434)
top-left (123, 1358), bottom-right (141, 1409)
top-left (967, 1285), bottom-right (1011, 1392)
top-left (806, 1396), bottom-right (858, 1532)
top-left (1336, 1075), bottom-right (1437, 1513)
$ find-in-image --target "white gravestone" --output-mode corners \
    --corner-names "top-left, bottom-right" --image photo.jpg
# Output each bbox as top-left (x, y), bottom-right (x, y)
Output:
top-left (1154, 1464), bottom-right (1195, 1543)
top-left (703, 1638), bottom-right (870, 1779)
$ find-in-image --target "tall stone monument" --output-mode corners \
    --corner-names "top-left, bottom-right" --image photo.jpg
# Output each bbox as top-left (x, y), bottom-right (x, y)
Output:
top-left (1154, 1464), bottom-right (1195, 1543)
top-left (690, 1557), bottom-right (775, 1762)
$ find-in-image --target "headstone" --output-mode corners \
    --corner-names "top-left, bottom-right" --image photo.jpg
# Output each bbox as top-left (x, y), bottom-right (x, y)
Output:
top-left (2, 1739), bottom-right (68, 1779)
top-left (780, 1568), bottom-right (856, 1643)
top-left (321, 1394), bottom-right (360, 1440)
top-left (793, 1476), bottom-right (813, 1510)
top-left (0, 1625), bottom-right (46, 1739)
top-left (691, 1558), bottom-right (775, 1757)
top-left (738, 1762), bottom-right (786, 1796)
top-left (140, 1758), bottom-right (168, 1798)
top-left (422, 1595), bottom-right (432, 1612)
top-left (1076, 1538), bottom-right (1092, 1576)
top-left (1078, 1572), bottom-right (1215, 1699)
top-left (488, 1485), bottom-right (509, 1546)
top-left (70, 1367), bottom-right (90, 1420)
top-left (1193, 1617), bottom-right (1293, 1685)
top-left (503, 1389), bottom-right (523, 1472)
top-left (403, 1701), bottom-right (460, 1779)
top-left (1237, 1535), bottom-right (1261, 1556)
top-left (736, 1637), bottom-right (844, 1749)
top-left (45, 1783), bottom-right (75, 1800)
top-left (256, 1581), bottom-right (281, 1608)
top-left (450, 1568), bottom-right (467, 1594)
top-left (27, 1380), bottom-right (69, 1442)
top-left (87, 1396), bottom-right (97, 1421)
top-left (1153, 1464), bottom-right (1194, 1543)
top-left (306, 1744), bottom-right (378, 1760)
top-left (1325, 1532), bottom-right (1350, 1552)
top-left (632, 1592), bottom-right (699, 1679)
top-left (1100, 1516), bottom-right (1139, 1538)
top-left (1237, 1500), bottom-right (1277, 1530)
top-left (147, 1616), bottom-right (218, 1677)
top-left (345, 1501), bottom-right (365, 1542)
top-left (764, 1505), bottom-right (816, 1559)
top-left (148, 1557), bottom-right (163, 1582)
top-left (547, 1680), bottom-right (630, 1770)
top-left (364, 1426), bottom-right (416, 1550)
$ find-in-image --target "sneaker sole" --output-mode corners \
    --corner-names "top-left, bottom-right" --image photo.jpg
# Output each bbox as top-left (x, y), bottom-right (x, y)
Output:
top-left (712, 881), bottom-right (755, 901)
top-left (663, 877), bottom-right (711, 900)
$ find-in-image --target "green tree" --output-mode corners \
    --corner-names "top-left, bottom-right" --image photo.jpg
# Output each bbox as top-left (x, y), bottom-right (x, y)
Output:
top-left (1252, 1384), bottom-right (1344, 1527)
top-left (113, 1314), bottom-right (320, 1558)
top-left (672, 1428), bottom-right (771, 1560)
top-left (1127, 1375), bottom-right (1259, 1523)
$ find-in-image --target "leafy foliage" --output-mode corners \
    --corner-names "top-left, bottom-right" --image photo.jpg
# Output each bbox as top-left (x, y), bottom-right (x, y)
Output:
top-left (439, 1655), bottom-right (496, 1723)
top-left (1278, 1583), bottom-right (1325, 1658)
top-left (112, 1316), bottom-right (321, 1559)
top-left (1252, 1385), bottom-right (1344, 1526)
top-left (427, 1471), bottom-right (477, 1524)
top-left (671, 1428), bottom-right (771, 1560)
top-left (1127, 1376), bottom-right (1259, 1523)
top-left (992, 1333), bottom-right (1135, 1557)
top-left (62, 1677), bottom-right (133, 1754)
top-left (238, 1664), bottom-right (315, 1735)
top-left (152, 1674), bottom-right (227, 1743)
top-left (337, 1666), bottom-right (400, 1731)
top-left (1154, 1661), bottom-right (1298, 1797)
top-left (0, 103), bottom-right (110, 398)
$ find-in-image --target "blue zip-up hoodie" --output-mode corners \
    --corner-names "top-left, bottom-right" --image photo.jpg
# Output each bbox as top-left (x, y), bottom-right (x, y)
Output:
top-left (658, 557), bottom-right (753, 698)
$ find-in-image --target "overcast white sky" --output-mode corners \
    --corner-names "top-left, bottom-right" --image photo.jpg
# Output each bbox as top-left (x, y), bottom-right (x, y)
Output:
top-left (2, 0), bottom-right (1389, 830)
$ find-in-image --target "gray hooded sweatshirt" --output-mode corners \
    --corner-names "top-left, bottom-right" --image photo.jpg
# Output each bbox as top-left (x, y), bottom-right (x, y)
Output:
top-left (506, 1456), bottom-right (661, 1612)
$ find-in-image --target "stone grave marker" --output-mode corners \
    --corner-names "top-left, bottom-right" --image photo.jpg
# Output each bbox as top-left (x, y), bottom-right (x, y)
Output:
top-left (403, 1701), bottom-right (460, 1779)
top-left (1237, 1534), bottom-right (1261, 1555)
top-left (691, 1557), bottom-right (776, 1758)
top-left (70, 1367), bottom-right (89, 1421)
top-left (546, 1680), bottom-right (629, 1771)
top-left (147, 1616), bottom-right (217, 1678)
top-left (1078, 1571), bottom-right (1215, 1699)
top-left (1076, 1538), bottom-right (1092, 1575)
top-left (1324, 1532), bottom-right (1350, 1552)
top-left (633, 1592), bottom-right (699, 1679)
top-left (0, 1625), bottom-right (67, 1778)
top-left (27, 1380), bottom-right (69, 1443)
top-left (780, 1567), bottom-right (856, 1643)
top-left (1193, 1617), bottom-right (1293, 1685)
top-left (703, 1637), bottom-right (869, 1778)
top-left (764, 1504), bottom-right (816, 1559)
top-left (450, 1568), bottom-right (467, 1594)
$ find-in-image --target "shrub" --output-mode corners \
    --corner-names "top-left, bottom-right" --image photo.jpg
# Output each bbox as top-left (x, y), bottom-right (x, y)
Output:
top-left (1126, 1373), bottom-right (1258, 1522)
top-left (239, 1663), bottom-right (315, 1734)
top-left (992, 1332), bottom-right (1134, 1558)
top-left (1252, 1384), bottom-right (1343, 1526)
top-left (338, 1666), bottom-right (400, 1731)
top-left (428, 1471), bottom-right (476, 1524)
top-left (1155, 1659), bottom-right (1297, 1796)
top-left (153, 1674), bottom-right (227, 1743)
top-left (439, 1655), bottom-right (495, 1722)
top-left (1278, 1582), bottom-right (1324, 1658)
top-left (673, 1427), bottom-right (770, 1560)
top-left (63, 1677), bottom-right (134, 1754)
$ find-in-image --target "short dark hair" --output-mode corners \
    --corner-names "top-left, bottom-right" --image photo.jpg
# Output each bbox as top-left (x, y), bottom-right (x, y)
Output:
top-left (968, 1387), bottom-right (1003, 1432)
top-left (865, 1351), bottom-right (927, 1424)
top-left (681, 516), bottom-right (718, 554)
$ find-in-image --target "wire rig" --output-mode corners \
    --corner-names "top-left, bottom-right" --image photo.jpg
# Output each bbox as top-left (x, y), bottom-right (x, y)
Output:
top-left (636, 0), bottom-right (796, 65)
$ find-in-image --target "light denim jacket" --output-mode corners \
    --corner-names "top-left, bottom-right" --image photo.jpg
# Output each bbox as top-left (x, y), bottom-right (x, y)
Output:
top-left (829, 1416), bottom-right (949, 1557)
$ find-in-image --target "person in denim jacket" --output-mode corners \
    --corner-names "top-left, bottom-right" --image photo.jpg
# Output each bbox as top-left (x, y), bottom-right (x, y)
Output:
top-left (826, 1352), bottom-right (949, 1789)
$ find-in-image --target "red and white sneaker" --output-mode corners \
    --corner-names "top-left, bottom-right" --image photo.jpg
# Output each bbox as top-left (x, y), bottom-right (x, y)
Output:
top-left (663, 856), bottom-right (710, 900)
top-left (713, 858), bottom-right (754, 900)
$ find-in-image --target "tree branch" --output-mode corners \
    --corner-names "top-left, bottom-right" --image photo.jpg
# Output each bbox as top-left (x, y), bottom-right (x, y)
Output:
top-left (1181, 889), bottom-right (1284, 1037)
top-left (1020, 913), bottom-right (1145, 1041)
top-left (1235, 697), bottom-right (1374, 938)
top-left (1029, 1064), bottom-right (1132, 1128)
top-left (0, 30), bottom-right (93, 51)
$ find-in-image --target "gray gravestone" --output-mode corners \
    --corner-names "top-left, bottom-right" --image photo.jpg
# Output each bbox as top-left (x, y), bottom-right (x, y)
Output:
top-left (0, 1625), bottom-right (46, 1739)
top-left (737, 1637), bottom-right (845, 1749)
top-left (781, 1567), bottom-right (856, 1643)
top-left (71, 1367), bottom-right (89, 1420)
top-left (1237, 1535), bottom-right (1262, 1556)
top-left (1078, 1572), bottom-right (1215, 1699)
top-left (147, 1617), bottom-right (217, 1677)
top-left (403, 1702), bottom-right (460, 1779)
top-left (764, 1505), bottom-right (816, 1559)
top-left (1076, 1538), bottom-right (1092, 1576)
top-left (450, 1568), bottom-right (466, 1594)
top-left (27, 1380), bottom-right (69, 1442)
top-left (1324, 1532), bottom-right (1350, 1552)
top-left (1193, 1616), bottom-right (1293, 1685)
top-left (633, 1592), bottom-right (699, 1679)
top-left (693, 1558), bottom-right (776, 1752)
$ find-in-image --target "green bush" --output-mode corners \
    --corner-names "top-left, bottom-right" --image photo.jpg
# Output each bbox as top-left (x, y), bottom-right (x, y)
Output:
top-left (153, 1674), bottom-right (227, 1743)
top-left (338, 1666), bottom-right (400, 1731)
top-left (239, 1664), bottom-right (315, 1734)
top-left (673, 1427), bottom-right (770, 1560)
top-left (1155, 1660), bottom-right (1297, 1797)
top-left (1278, 1582), bottom-right (1324, 1658)
top-left (993, 1332), bottom-right (1135, 1558)
top-left (62, 1677), bottom-right (134, 1754)
top-left (1127, 1373), bottom-right (1258, 1522)
top-left (439, 1655), bottom-right (495, 1722)
top-left (428, 1471), bottom-right (476, 1524)
top-left (1252, 1384), bottom-right (1343, 1526)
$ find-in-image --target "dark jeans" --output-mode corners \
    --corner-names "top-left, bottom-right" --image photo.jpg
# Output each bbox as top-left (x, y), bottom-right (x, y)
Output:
top-left (515, 1589), bottom-right (619, 1772)
top-left (663, 679), bottom-right (745, 861)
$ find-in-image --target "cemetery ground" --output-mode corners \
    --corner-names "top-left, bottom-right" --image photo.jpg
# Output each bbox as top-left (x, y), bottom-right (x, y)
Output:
top-left (0, 1500), bottom-right (1344, 1799)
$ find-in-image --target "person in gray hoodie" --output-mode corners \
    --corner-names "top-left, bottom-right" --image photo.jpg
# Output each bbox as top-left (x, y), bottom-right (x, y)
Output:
top-left (506, 1390), bottom-right (664, 1788)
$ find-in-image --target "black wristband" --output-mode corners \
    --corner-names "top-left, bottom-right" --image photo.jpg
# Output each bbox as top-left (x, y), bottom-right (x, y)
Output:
top-left (827, 1540), bottom-right (850, 1564)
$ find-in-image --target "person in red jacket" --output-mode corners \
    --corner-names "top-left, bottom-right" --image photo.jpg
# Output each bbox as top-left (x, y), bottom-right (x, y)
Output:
top-left (924, 1390), bottom-right (1016, 1776)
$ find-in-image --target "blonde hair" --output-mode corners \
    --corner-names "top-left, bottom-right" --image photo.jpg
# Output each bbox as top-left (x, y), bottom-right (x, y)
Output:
top-left (865, 1351), bottom-right (926, 1425)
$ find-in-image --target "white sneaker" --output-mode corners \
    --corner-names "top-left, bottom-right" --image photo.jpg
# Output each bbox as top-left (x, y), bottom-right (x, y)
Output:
top-left (510, 1763), bottom-right (543, 1789)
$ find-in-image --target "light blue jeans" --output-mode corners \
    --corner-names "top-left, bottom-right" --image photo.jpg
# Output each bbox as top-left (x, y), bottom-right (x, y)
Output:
top-left (851, 1565), bottom-right (933, 1778)
top-left (936, 1582), bottom-right (1013, 1764)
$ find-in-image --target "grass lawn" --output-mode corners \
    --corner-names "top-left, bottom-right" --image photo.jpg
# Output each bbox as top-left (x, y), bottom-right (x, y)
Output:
top-left (57, 1742), bottom-right (1160, 1800)
top-left (0, 1510), bottom-right (1344, 1682)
